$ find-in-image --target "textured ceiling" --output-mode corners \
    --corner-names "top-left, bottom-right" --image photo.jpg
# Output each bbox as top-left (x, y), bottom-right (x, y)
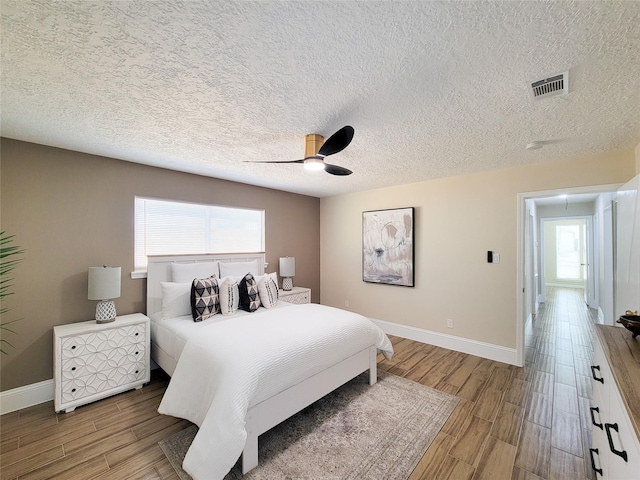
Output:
top-left (2, 1), bottom-right (640, 198)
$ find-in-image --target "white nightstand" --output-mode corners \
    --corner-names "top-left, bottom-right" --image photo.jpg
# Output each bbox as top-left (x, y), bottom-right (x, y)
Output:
top-left (53, 313), bottom-right (150, 413)
top-left (279, 286), bottom-right (311, 305)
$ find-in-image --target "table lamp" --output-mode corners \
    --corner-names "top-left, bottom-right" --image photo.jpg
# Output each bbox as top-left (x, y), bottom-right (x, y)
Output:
top-left (88, 266), bottom-right (121, 323)
top-left (279, 257), bottom-right (295, 291)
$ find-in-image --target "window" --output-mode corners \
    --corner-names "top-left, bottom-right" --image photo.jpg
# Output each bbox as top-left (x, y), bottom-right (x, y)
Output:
top-left (134, 197), bottom-right (264, 272)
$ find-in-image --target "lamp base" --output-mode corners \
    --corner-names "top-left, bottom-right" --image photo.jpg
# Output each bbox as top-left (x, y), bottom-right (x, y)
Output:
top-left (282, 277), bottom-right (293, 291)
top-left (95, 300), bottom-right (117, 324)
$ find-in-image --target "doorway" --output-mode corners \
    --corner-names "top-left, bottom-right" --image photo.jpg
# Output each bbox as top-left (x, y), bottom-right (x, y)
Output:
top-left (516, 184), bottom-right (620, 366)
top-left (541, 218), bottom-right (588, 290)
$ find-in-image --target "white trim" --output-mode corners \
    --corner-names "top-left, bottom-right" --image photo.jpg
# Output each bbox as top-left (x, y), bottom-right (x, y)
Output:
top-left (598, 306), bottom-right (605, 325)
top-left (131, 270), bottom-right (147, 279)
top-left (0, 379), bottom-right (54, 415)
top-left (371, 318), bottom-right (518, 366)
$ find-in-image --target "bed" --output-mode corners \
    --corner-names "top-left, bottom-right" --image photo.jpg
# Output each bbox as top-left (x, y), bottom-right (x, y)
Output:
top-left (147, 253), bottom-right (393, 479)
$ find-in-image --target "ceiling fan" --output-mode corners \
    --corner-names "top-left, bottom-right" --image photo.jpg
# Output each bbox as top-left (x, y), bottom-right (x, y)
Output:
top-left (246, 126), bottom-right (354, 175)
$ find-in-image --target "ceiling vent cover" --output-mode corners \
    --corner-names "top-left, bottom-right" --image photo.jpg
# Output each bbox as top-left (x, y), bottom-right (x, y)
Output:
top-left (530, 71), bottom-right (569, 100)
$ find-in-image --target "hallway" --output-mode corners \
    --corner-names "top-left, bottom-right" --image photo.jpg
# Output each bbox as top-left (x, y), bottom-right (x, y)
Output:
top-left (522, 286), bottom-right (597, 479)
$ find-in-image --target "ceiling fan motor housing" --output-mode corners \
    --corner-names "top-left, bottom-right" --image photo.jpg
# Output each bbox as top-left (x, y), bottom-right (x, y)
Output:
top-left (304, 134), bottom-right (324, 158)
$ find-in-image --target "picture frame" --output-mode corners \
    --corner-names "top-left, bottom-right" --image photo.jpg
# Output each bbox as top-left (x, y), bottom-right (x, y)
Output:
top-left (362, 207), bottom-right (414, 287)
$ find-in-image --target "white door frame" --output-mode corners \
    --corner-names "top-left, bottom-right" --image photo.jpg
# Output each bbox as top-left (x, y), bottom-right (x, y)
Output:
top-left (516, 183), bottom-right (621, 366)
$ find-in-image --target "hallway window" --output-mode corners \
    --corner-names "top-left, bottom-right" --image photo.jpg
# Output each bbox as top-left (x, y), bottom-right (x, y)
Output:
top-left (556, 224), bottom-right (581, 280)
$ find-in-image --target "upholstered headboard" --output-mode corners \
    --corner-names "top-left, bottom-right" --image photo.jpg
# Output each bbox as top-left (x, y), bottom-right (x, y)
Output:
top-left (146, 253), bottom-right (267, 317)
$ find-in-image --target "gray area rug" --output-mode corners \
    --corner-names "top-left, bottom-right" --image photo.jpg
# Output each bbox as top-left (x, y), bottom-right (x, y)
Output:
top-left (159, 371), bottom-right (459, 480)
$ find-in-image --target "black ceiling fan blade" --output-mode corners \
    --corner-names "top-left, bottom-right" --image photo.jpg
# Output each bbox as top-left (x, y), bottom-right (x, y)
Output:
top-left (317, 126), bottom-right (354, 157)
top-left (244, 159), bottom-right (305, 164)
top-left (324, 163), bottom-right (353, 176)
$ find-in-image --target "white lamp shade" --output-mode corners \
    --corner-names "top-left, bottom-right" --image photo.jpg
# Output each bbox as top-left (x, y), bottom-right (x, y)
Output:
top-left (279, 257), bottom-right (296, 277)
top-left (88, 266), bottom-right (121, 300)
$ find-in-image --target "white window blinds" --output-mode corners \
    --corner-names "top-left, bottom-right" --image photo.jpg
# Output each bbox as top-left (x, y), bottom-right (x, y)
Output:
top-left (134, 197), bottom-right (264, 271)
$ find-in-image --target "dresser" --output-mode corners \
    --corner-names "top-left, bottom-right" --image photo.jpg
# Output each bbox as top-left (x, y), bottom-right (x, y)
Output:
top-left (590, 325), bottom-right (640, 479)
top-left (279, 286), bottom-right (311, 305)
top-left (53, 313), bottom-right (150, 413)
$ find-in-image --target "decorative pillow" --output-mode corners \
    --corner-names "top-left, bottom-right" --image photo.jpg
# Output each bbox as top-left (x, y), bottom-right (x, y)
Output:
top-left (190, 276), bottom-right (220, 322)
top-left (219, 277), bottom-right (240, 315)
top-left (171, 262), bottom-right (219, 283)
top-left (160, 282), bottom-right (192, 319)
top-left (239, 273), bottom-right (261, 312)
top-left (219, 260), bottom-right (259, 278)
top-left (258, 275), bottom-right (279, 308)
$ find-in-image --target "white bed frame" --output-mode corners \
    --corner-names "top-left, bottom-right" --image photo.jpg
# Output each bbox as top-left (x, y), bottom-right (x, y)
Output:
top-left (146, 253), bottom-right (378, 474)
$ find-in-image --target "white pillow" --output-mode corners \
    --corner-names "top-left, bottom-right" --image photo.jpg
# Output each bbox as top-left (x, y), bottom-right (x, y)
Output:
top-left (258, 275), bottom-right (279, 308)
top-left (171, 262), bottom-right (219, 283)
top-left (160, 282), bottom-right (192, 318)
top-left (253, 272), bottom-right (278, 287)
top-left (219, 260), bottom-right (259, 278)
top-left (219, 277), bottom-right (240, 316)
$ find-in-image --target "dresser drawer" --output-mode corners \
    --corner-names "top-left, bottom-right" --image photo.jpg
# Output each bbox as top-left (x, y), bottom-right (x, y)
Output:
top-left (60, 323), bottom-right (146, 358)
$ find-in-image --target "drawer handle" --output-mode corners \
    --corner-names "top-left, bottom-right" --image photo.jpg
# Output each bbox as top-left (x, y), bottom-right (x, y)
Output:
top-left (605, 423), bottom-right (628, 462)
top-left (135, 332), bottom-right (139, 336)
top-left (71, 367), bottom-right (76, 371)
top-left (71, 388), bottom-right (76, 393)
top-left (589, 448), bottom-right (603, 476)
top-left (71, 345), bottom-right (76, 350)
top-left (591, 365), bottom-right (604, 383)
top-left (590, 406), bottom-right (603, 429)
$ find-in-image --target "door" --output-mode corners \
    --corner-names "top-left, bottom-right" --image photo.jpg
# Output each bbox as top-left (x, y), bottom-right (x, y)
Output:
top-left (615, 174), bottom-right (640, 319)
top-left (583, 217), bottom-right (596, 308)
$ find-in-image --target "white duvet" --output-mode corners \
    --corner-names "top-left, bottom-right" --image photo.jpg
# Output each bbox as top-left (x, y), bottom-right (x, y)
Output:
top-left (158, 303), bottom-right (393, 480)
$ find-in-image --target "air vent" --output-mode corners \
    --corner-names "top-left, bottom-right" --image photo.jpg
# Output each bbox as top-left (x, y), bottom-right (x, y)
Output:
top-left (530, 71), bottom-right (568, 100)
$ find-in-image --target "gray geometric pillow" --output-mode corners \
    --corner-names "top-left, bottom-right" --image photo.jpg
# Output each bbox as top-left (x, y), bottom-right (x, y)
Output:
top-left (190, 276), bottom-right (219, 322)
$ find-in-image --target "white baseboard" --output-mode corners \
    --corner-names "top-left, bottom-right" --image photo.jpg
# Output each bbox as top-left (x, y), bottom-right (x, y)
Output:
top-left (371, 318), bottom-right (519, 366)
top-left (0, 379), bottom-right (54, 415)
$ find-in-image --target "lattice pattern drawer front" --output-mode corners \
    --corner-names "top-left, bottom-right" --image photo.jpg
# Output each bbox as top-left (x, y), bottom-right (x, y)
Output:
top-left (61, 343), bottom-right (147, 380)
top-left (60, 362), bottom-right (147, 403)
top-left (60, 323), bottom-right (146, 358)
top-left (282, 291), bottom-right (310, 304)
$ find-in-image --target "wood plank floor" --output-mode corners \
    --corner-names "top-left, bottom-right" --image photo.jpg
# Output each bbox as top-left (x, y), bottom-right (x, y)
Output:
top-left (1, 287), bottom-right (596, 479)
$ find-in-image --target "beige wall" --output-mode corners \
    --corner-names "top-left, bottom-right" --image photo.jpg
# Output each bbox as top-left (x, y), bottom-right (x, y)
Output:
top-left (320, 150), bottom-right (636, 349)
top-left (0, 139), bottom-right (320, 391)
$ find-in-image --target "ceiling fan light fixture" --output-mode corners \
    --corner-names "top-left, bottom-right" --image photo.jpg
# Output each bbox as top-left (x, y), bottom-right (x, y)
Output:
top-left (303, 156), bottom-right (325, 171)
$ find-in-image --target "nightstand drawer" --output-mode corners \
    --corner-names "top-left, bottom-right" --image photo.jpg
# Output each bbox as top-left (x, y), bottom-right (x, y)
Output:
top-left (279, 287), bottom-right (311, 305)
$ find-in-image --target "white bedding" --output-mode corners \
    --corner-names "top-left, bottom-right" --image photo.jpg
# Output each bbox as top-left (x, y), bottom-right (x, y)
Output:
top-left (150, 301), bottom-right (292, 367)
top-left (158, 303), bottom-right (393, 480)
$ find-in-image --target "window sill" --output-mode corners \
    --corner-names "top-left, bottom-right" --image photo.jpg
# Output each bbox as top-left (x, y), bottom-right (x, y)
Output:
top-left (131, 271), bottom-right (147, 279)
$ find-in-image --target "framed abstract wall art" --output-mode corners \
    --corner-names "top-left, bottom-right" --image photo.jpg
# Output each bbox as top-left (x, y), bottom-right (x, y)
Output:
top-left (362, 207), bottom-right (414, 287)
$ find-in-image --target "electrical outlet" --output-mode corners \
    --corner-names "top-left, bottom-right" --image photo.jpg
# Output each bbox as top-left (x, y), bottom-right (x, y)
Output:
top-left (345, 300), bottom-right (350, 308)
top-left (447, 319), bottom-right (454, 328)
